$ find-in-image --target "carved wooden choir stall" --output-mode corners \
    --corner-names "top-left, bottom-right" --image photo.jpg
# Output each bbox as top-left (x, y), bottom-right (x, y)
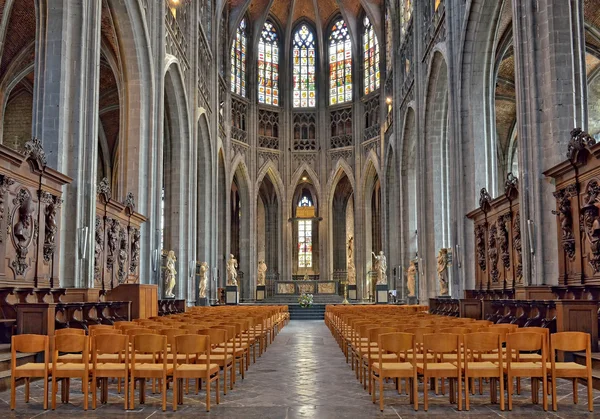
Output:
top-left (435, 129), bottom-right (600, 351)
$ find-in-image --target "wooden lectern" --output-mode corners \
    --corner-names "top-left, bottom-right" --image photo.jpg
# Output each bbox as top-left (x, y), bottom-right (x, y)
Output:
top-left (106, 284), bottom-right (158, 319)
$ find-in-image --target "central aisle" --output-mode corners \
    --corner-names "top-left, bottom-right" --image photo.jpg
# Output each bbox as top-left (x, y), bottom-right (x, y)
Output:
top-left (201, 319), bottom-right (390, 418)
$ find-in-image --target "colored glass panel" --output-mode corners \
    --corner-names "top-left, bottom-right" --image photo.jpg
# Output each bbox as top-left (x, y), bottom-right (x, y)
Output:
top-left (328, 18), bottom-right (352, 105)
top-left (363, 16), bottom-right (380, 95)
top-left (293, 24), bottom-right (316, 108)
top-left (258, 20), bottom-right (279, 106)
top-left (231, 18), bottom-right (247, 97)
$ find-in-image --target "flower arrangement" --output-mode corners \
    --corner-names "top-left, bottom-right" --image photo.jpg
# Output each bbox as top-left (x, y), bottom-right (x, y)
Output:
top-left (298, 293), bottom-right (313, 308)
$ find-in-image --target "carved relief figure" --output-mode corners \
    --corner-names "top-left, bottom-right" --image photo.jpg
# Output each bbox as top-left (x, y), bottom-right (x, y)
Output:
top-left (582, 180), bottom-right (600, 273)
top-left (227, 254), bottom-right (239, 286)
top-left (347, 236), bottom-right (354, 260)
top-left (107, 219), bottom-right (119, 270)
top-left (94, 217), bottom-right (104, 286)
top-left (498, 214), bottom-right (510, 269)
top-left (475, 224), bottom-right (486, 271)
top-left (41, 192), bottom-right (61, 263)
top-left (164, 250), bottom-right (177, 297)
top-left (257, 260), bottom-right (267, 286)
top-left (513, 211), bottom-right (523, 283)
top-left (347, 236), bottom-right (356, 285)
top-left (407, 261), bottom-right (416, 297)
top-left (11, 190), bottom-right (35, 276)
top-left (488, 223), bottom-right (499, 283)
top-left (437, 249), bottom-right (449, 296)
top-left (198, 262), bottom-right (209, 298)
top-left (0, 176), bottom-right (14, 244)
top-left (552, 188), bottom-right (576, 260)
top-left (372, 251), bottom-right (387, 285)
top-left (130, 228), bottom-right (141, 273)
top-left (117, 228), bottom-right (128, 284)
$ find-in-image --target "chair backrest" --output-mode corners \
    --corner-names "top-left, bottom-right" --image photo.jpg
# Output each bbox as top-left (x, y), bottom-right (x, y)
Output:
top-left (93, 333), bottom-right (128, 354)
top-left (12, 334), bottom-right (48, 353)
top-left (551, 331), bottom-right (590, 354)
top-left (53, 334), bottom-right (88, 363)
top-left (379, 332), bottom-right (414, 356)
top-left (464, 332), bottom-right (502, 358)
top-left (423, 333), bottom-right (460, 355)
top-left (198, 328), bottom-right (228, 348)
top-left (126, 328), bottom-right (156, 338)
top-left (55, 328), bottom-right (86, 336)
top-left (174, 334), bottom-right (209, 357)
top-left (404, 327), bottom-right (434, 347)
top-left (91, 328), bottom-right (123, 337)
top-left (368, 327), bottom-right (397, 344)
top-left (488, 323), bottom-right (518, 332)
top-left (132, 334), bottom-right (167, 361)
top-left (88, 324), bottom-right (114, 333)
top-left (514, 327), bottom-right (550, 351)
top-left (506, 332), bottom-right (544, 353)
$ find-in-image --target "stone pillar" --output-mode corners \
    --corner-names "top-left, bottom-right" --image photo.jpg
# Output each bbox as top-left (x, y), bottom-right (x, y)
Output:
top-left (33, 0), bottom-right (102, 288)
top-left (512, 0), bottom-right (582, 286)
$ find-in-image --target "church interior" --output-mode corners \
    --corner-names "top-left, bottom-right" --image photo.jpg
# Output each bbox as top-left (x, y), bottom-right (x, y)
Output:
top-left (1, 0), bottom-right (600, 417)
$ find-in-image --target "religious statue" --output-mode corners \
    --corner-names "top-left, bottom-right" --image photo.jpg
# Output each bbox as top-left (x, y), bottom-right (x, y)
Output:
top-left (227, 254), bottom-right (238, 286)
top-left (257, 260), bottom-right (267, 286)
top-left (13, 195), bottom-right (35, 247)
top-left (372, 251), bottom-right (387, 285)
top-left (437, 248), bottom-right (449, 296)
top-left (347, 236), bottom-right (354, 261)
top-left (406, 261), bottom-right (417, 297)
top-left (198, 261), bottom-right (209, 298)
top-left (347, 236), bottom-right (356, 285)
top-left (164, 250), bottom-right (177, 298)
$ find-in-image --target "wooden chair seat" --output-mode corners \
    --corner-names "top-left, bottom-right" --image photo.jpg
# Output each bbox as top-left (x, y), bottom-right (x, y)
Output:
top-left (372, 361), bottom-right (413, 372)
top-left (425, 362), bottom-right (457, 372)
top-left (54, 362), bottom-right (86, 371)
top-left (57, 353), bottom-right (86, 363)
top-left (464, 361), bottom-right (498, 371)
top-left (134, 363), bottom-right (173, 373)
top-left (201, 353), bottom-right (233, 362)
top-left (362, 352), bottom-right (397, 361)
top-left (14, 362), bottom-right (47, 374)
top-left (516, 353), bottom-right (542, 361)
top-left (510, 361), bottom-right (543, 373)
top-left (544, 362), bottom-right (587, 374)
top-left (94, 362), bottom-right (128, 373)
top-left (166, 353), bottom-right (197, 362)
top-left (176, 363), bottom-right (220, 375)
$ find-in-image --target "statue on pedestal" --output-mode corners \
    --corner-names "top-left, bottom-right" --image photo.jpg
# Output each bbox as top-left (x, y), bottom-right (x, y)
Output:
top-left (437, 248), bottom-right (449, 296)
top-left (198, 262), bottom-right (209, 298)
top-left (257, 260), bottom-right (267, 286)
top-left (347, 236), bottom-right (356, 285)
top-left (372, 251), bottom-right (387, 285)
top-left (407, 261), bottom-right (416, 297)
top-left (164, 250), bottom-right (177, 298)
top-left (227, 254), bottom-right (238, 286)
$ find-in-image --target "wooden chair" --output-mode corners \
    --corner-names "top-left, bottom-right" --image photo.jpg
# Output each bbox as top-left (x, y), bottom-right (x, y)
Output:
top-left (51, 334), bottom-right (90, 410)
top-left (55, 328), bottom-right (86, 336)
top-left (172, 334), bottom-right (220, 412)
top-left (130, 334), bottom-right (171, 411)
top-left (91, 328), bottom-right (123, 337)
top-left (463, 332), bottom-right (504, 411)
top-left (506, 332), bottom-right (548, 411)
top-left (550, 331), bottom-right (593, 412)
top-left (371, 332), bottom-right (418, 412)
top-left (363, 326), bottom-right (397, 393)
top-left (422, 333), bottom-right (462, 411)
top-left (91, 334), bottom-right (129, 410)
top-left (10, 334), bottom-right (50, 410)
top-left (199, 328), bottom-right (234, 394)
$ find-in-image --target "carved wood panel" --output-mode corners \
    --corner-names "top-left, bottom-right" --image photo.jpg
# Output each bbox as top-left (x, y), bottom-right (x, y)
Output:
top-left (0, 141), bottom-right (71, 288)
top-left (466, 174), bottom-right (521, 291)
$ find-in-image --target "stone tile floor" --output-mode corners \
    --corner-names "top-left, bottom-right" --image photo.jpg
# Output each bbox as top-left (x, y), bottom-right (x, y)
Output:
top-left (1, 320), bottom-right (598, 418)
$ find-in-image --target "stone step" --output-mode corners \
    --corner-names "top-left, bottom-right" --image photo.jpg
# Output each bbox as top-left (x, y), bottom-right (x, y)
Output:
top-left (288, 304), bottom-right (326, 320)
top-left (572, 352), bottom-right (600, 391)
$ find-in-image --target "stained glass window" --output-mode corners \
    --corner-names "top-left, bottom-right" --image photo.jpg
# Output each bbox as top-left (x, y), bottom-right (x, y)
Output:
top-left (293, 24), bottom-right (316, 108)
top-left (258, 20), bottom-right (279, 106)
top-left (298, 220), bottom-right (312, 268)
top-left (328, 18), bottom-right (352, 105)
top-left (363, 16), bottom-right (380, 95)
top-left (230, 17), bottom-right (247, 96)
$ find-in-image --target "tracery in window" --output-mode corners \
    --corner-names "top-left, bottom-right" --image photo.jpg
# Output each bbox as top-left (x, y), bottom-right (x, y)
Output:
top-left (230, 17), bottom-right (247, 96)
top-left (363, 16), bottom-right (380, 95)
top-left (258, 20), bottom-right (279, 105)
top-left (293, 24), bottom-right (316, 108)
top-left (328, 18), bottom-right (352, 105)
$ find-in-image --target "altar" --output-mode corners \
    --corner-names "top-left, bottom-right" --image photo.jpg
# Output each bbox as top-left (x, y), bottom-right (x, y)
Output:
top-left (276, 280), bottom-right (337, 295)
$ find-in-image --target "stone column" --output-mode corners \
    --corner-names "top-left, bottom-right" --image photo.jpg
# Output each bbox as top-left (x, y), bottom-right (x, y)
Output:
top-left (33, 0), bottom-right (102, 288)
top-left (512, 0), bottom-right (582, 286)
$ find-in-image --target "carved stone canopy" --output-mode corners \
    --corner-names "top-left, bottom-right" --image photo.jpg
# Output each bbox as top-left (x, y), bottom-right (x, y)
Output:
top-left (567, 128), bottom-right (596, 165)
top-left (124, 192), bottom-right (136, 215)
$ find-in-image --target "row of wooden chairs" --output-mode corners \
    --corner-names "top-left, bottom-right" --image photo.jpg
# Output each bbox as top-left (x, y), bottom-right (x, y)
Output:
top-left (11, 305), bottom-right (289, 412)
top-left (325, 307), bottom-right (593, 413)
